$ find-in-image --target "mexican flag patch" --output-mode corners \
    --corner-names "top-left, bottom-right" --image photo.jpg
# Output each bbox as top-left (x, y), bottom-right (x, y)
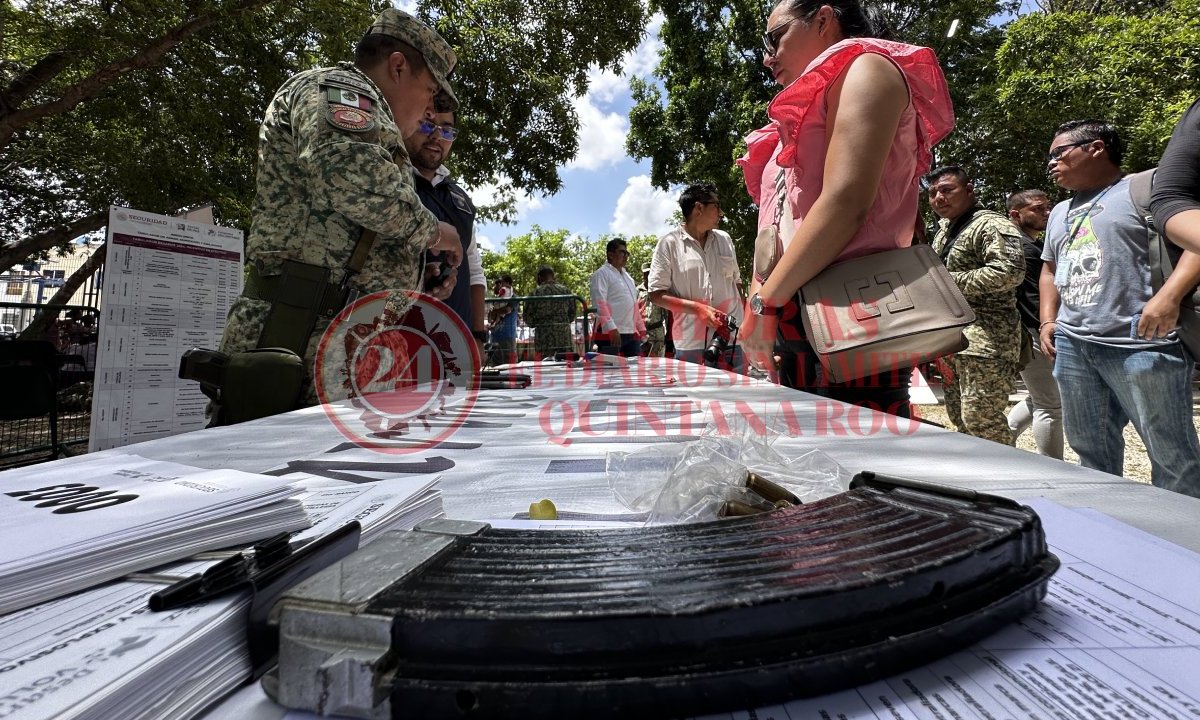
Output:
top-left (325, 86), bottom-right (372, 111)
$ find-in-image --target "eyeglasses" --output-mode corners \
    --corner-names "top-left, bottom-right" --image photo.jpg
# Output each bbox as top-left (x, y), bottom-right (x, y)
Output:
top-left (700, 200), bottom-right (721, 211)
top-left (762, 17), bottom-right (800, 56)
top-left (417, 119), bottom-right (459, 141)
top-left (1047, 139), bottom-right (1091, 163)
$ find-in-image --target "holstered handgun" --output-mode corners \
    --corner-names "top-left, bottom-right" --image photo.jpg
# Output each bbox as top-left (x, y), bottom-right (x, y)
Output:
top-left (249, 259), bottom-right (352, 356)
top-left (180, 347), bottom-right (304, 426)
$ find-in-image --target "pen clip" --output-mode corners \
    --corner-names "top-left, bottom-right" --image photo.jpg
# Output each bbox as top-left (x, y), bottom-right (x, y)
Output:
top-left (147, 522), bottom-right (363, 679)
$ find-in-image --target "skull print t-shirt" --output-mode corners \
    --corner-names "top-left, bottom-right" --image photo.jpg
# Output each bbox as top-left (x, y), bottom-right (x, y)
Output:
top-left (1042, 175), bottom-right (1170, 347)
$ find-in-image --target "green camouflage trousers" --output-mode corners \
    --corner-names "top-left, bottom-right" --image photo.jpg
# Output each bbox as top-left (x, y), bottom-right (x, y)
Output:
top-left (533, 324), bottom-right (572, 358)
top-left (942, 354), bottom-right (1018, 446)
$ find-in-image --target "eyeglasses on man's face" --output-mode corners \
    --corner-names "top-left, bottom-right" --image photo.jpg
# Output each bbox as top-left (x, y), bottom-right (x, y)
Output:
top-left (417, 119), bottom-right (459, 141)
top-left (699, 199), bottom-right (721, 211)
top-left (1046, 139), bottom-right (1092, 163)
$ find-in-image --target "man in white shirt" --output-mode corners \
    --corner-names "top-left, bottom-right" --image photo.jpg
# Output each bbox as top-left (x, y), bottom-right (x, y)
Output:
top-left (648, 182), bottom-right (747, 373)
top-left (588, 238), bottom-right (645, 356)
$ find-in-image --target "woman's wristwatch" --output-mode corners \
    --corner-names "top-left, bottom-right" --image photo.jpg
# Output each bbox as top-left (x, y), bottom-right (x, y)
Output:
top-left (749, 293), bottom-right (777, 316)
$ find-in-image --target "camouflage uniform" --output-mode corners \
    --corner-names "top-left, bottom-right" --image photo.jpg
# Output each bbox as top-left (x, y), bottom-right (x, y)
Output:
top-left (524, 282), bottom-right (576, 357)
top-left (931, 209), bottom-right (1026, 445)
top-left (638, 284), bottom-right (666, 357)
top-left (218, 66), bottom-right (440, 406)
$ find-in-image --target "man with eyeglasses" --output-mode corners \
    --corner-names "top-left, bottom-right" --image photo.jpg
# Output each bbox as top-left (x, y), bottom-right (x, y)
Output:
top-left (214, 8), bottom-right (463, 420)
top-left (406, 110), bottom-right (488, 354)
top-left (1004, 189), bottom-right (1063, 459)
top-left (647, 182), bottom-right (747, 373)
top-left (927, 166), bottom-right (1025, 446)
top-left (589, 239), bottom-right (645, 356)
top-left (1039, 119), bottom-right (1200, 497)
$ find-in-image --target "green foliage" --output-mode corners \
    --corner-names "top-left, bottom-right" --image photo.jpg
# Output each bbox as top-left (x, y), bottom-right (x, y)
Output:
top-left (415, 0), bottom-right (647, 223)
top-left (0, 0), bottom-right (649, 270)
top-left (983, 0), bottom-right (1200, 205)
top-left (480, 227), bottom-right (657, 303)
top-left (625, 0), bottom-right (1018, 276)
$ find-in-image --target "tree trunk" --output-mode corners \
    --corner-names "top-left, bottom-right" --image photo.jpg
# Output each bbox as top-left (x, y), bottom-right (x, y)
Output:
top-left (18, 243), bottom-right (108, 341)
top-left (0, 0), bottom-right (276, 153)
top-left (0, 210), bottom-right (106, 274)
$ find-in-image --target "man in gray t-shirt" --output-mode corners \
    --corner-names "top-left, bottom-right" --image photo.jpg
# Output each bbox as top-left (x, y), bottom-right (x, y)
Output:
top-left (1039, 119), bottom-right (1200, 498)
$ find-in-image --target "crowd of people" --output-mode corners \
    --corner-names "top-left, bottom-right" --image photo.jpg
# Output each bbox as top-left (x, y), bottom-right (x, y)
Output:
top-left (213, 2), bottom-right (1200, 499)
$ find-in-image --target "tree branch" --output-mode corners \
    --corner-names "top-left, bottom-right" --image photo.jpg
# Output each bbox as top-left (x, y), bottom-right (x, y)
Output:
top-left (0, 0), bottom-right (277, 152)
top-left (0, 50), bottom-right (73, 115)
top-left (19, 242), bottom-right (108, 340)
top-left (0, 210), bottom-right (107, 273)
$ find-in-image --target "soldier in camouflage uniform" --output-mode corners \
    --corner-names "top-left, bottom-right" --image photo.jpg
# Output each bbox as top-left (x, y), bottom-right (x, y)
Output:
top-left (638, 263), bottom-right (666, 356)
top-left (217, 9), bottom-right (462, 413)
top-left (927, 166), bottom-right (1026, 445)
top-left (524, 266), bottom-right (576, 358)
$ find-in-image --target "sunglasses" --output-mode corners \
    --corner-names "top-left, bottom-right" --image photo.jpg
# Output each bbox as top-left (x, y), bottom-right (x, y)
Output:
top-left (1046, 139), bottom-right (1092, 163)
top-left (762, 17), bottom-right (800, 56)
top-left (417, 119), bottom-right (459, 141)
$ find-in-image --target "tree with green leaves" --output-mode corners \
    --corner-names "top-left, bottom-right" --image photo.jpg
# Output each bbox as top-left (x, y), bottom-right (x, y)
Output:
top-left (626, 0), bottom-right (1018, 275)
top-left (480, 227), bottom-right (657, 302)
top-left (976, 0), bottom-right (1199, 205)
top-left (2, 0), bottom-right (648, 333)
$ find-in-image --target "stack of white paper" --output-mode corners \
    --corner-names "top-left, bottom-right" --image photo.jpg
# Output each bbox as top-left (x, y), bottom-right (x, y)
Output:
top-left (0, 455), bottom-right (309, 615)
top-left (0, 474), bottom-right (444, 720)
top-left (289, 475), bottom-right (444, 546)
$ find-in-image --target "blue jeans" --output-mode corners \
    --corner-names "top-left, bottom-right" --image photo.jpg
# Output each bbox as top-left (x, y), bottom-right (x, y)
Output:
top-left (1053, 332), bottom-right (1200, 498)
top-left (675, 346), bottom-right (749, 375)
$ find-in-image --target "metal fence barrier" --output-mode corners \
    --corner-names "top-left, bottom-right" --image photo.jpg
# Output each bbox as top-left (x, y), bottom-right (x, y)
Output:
top-left (0, 302), bottom-right (99, 466)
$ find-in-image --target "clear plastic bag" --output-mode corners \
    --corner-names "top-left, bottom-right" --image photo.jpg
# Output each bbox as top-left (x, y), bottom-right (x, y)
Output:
top-left (606, 413), bottom-right (851, 524)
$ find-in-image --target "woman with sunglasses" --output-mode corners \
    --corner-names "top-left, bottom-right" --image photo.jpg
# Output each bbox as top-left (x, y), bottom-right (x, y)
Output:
top-left (738, 0), bottom-right (954, 418)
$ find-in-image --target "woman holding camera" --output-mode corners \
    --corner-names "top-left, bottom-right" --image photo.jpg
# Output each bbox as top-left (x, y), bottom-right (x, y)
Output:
top-left (739, 0), bottom-right (953, 417)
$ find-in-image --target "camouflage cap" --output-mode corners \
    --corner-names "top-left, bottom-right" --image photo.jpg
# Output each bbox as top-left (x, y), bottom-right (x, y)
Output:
top-left (366, 8), bottom-right (458, 111)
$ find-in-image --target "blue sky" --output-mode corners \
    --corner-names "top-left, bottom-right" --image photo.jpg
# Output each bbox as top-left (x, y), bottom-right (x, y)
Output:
top-left (467, 13), bottom-right (674, 253)
top-left (456, 2), bottom-right (1041, 253)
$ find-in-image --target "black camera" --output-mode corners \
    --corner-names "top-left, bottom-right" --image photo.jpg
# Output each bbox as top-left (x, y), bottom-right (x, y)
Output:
top-left (702, 316), bottom-right (739, 365)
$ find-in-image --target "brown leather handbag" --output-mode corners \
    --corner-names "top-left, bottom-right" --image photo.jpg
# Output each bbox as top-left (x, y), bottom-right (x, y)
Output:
top-left (799, 243), bottom-right (975, 383)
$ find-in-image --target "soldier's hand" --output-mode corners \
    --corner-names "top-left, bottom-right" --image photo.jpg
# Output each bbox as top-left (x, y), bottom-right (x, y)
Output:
top-left (423, 262), bottom-right (457, 301)
top-left (429, 222), bottom-right (462, 267)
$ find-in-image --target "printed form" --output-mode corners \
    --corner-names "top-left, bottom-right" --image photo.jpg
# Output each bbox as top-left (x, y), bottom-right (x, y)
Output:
top-left (696, 499), bottom-right (1200, 720)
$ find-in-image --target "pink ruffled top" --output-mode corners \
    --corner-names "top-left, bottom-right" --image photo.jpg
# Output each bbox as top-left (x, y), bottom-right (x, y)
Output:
top-left (737, 38), bottom-right (954, 262)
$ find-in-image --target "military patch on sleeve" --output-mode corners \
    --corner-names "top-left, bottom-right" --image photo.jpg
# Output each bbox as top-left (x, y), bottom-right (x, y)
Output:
top-left (325, 86), bottom-right (373, 111)
top-left (327, 103), bottom-right (375, 132)
top-left (319, 70), bottom-right (380, 134)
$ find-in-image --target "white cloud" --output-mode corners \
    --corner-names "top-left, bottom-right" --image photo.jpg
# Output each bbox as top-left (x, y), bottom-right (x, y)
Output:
top-left (566, 12), bottom-right (665, 172)
top-left (610, 175), bottom-right (677, 236)
top-left (624, 12), bottom-right (664, 78)
top-left (464, 181), bottom-right (544, 222)
top-left (566, 95), bottom-right (629, 171)
top-left (475, 233), bottom-right (496, 253)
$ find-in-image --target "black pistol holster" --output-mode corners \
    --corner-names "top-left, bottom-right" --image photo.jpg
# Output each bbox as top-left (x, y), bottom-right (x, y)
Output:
top-left (181, 230), bottom-right (380, 426)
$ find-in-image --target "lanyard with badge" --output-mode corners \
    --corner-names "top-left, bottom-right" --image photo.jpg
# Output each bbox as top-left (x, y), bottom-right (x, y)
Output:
top-left (1063, 180), bottom-right (1119, 243)
top-left (1055, 180), bottom-right (1119, 285)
